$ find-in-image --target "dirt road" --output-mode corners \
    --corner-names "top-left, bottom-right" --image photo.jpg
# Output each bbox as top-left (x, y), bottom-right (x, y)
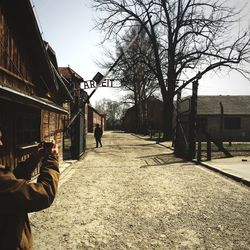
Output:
top-left (31, 132), bottom-right (250, 249)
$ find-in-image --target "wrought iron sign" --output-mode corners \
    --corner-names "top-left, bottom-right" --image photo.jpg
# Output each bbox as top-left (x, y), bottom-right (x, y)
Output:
top-left (83, 79), bottom-right (120, 89)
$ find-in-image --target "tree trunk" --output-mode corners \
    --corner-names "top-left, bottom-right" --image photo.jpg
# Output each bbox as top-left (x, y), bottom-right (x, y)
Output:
top-left (164, 93), bottom-right (175, 140)
top-left (142, 95), bottom-right (148, 135)
top-left (150, 38), bottom-right (169, 139)
top-left (164, 67), bottom-right (177, 140)
top-left (134, 90), bottom-right (139, 133)
top-left (148, 20), bottom-right (175, 140)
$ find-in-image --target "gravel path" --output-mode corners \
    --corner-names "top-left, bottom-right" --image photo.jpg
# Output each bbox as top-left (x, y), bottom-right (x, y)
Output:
top-left (31, 132), bottom-right (250, 250)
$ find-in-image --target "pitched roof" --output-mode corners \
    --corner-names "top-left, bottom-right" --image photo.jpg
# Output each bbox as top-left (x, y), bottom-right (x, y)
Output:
top-left (146, 96), bottom-right (163, 103)
top-left (88, 104), bottom-right (105, 116)
top-left (2, 0), bottom-right (67, 103)
top-left (197, 95), bottom-right (250, 115)
top-left (126, 96), bottom-right (163, 112)
top-left (58, 67), bottom-right (84, 82)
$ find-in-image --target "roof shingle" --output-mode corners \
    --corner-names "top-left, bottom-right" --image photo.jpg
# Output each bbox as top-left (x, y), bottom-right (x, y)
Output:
top-left (58, 67), bottom-right (83, 82)
top-left (197, 95), bottom-right (250, 115)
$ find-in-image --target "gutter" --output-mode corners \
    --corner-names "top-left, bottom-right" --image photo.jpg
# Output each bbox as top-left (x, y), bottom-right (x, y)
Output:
top-left (0, 84), bottom-right (69, 115)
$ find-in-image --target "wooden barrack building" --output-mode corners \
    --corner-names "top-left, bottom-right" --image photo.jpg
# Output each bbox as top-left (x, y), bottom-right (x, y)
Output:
top-left (0, 0), bottom-right (71, 169)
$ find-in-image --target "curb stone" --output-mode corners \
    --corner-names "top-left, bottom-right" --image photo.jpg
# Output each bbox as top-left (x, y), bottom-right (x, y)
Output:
top-left (193, 160), bottom-right (250, 187)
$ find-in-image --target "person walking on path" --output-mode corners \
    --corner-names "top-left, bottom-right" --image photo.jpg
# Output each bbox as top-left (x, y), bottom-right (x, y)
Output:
top-left (94, 123), bottom-right (103, 148)
top-left (0, 126), bottom-right (60, 250)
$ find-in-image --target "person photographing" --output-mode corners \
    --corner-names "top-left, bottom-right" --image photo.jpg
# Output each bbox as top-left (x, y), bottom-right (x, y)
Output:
top-left (0, 127), bottom-right (60, 250)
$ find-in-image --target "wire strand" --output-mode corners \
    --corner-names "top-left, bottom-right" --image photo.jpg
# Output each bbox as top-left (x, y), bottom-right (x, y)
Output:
top-left (30, 0), bottom-right (46, 40)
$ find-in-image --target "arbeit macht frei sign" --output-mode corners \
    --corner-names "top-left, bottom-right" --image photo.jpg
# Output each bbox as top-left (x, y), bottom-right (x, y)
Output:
top-left (83, 79), bottom-right (120, 89)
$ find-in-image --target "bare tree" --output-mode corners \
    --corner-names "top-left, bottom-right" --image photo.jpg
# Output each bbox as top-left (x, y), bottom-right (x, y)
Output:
top-left (95, 98), bottom-right (128, 129)
top-left (97, 27), bottom-right (159, 133)
top-left (93, 0), bottom-right (250, 139)
top-left (115, 28), bottom-right (159, 132)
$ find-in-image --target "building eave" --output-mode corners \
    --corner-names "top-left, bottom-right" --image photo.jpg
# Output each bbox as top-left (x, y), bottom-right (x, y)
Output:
top-left (0, 84), bottom-right (69, 115)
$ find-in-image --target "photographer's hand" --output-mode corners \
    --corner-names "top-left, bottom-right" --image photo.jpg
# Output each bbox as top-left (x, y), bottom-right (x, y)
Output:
top-left (13, 141), bottom-right (58, 180)
top-left (40, 141), bottom-right (59, 162)
top-left (49, 141), bottom-right (59, 161)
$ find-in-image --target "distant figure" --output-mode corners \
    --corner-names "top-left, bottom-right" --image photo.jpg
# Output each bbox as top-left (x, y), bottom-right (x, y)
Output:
top-left (94, 123), bottom-right (103, 148)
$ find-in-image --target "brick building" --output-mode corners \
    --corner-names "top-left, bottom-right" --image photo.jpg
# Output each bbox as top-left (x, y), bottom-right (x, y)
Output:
top-left (122, 97), bottom-right (164, 133)
top-left (87, 105), bottom-right (106, 133)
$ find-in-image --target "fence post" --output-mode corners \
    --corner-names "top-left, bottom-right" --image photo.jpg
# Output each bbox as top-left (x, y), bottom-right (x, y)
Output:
top-left (156, 131), bottom-right (160, 144)
top-left (188, 80), bottom-right (199, 160)
top-left (197, 140), bottom-right (202, 162)
top-left (219, 102), bottom-right (224, 148)
top-left (174, 90), bottom-right (182, 155)
top-left (207, 139), bottom-right (211, 161)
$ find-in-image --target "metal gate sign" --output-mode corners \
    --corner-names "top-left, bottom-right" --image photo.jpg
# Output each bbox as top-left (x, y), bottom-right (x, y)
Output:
top-left (83, 79), bottom-right (116, 89)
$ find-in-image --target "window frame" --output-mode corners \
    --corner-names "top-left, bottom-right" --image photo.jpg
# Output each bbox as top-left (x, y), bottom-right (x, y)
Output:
top-left (224, 117), bottom-right (241, 130)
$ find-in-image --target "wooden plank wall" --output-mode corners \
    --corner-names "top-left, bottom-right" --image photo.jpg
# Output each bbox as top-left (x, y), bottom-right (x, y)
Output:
top-left (41, 110), bottom-right (64, 163)
top-left (0, 5), bottom-right (34, 94)
top-left (0, 102), bottom-right (65, 171)
top-left (0, 99), bottom-right (14, 168)
top-left (0, 99), bottom-right (40, 170)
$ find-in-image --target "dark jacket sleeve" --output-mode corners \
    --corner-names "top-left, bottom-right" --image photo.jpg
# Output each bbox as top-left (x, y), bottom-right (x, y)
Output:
top-left (13, 154), bottom-right (40, 180)
top-left (0, 154), bottom-right (60, 214)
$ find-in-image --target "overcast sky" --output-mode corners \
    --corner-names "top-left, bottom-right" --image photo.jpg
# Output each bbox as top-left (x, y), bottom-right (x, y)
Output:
top-left (32, 0), bottom-right (250, 105)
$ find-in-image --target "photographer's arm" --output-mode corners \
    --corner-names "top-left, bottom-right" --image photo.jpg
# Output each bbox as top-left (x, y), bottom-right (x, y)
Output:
top-left (0, 143), bottom-right (60, 214)
top-left (0, 154), bottom-right (59, 214)
top-left (13, 142), bottom-right (56, 180)
top-left (25, 154), bottom-right (60, 212)
top-left (13, 154), bottom-right (41, 180)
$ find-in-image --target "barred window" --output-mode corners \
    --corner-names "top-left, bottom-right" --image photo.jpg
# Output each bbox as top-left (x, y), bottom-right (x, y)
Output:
top-left (197, 117), bottom-right (207, 131)
top-left (16, 106), bottom-right (40, 145)
top-left (224, 117), bottom-right (241, 130)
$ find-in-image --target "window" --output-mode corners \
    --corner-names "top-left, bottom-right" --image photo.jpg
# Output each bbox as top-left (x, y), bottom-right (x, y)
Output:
top-left (16, 106), bottom-right (40, 145)
top-left (197, 117), bottom-right (207, 131)
top-left (224, 117), bottom-right (241, 130)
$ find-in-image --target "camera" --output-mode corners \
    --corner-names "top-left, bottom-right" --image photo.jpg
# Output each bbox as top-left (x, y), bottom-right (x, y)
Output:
top-left (42, 141), bottom-right (54, 150)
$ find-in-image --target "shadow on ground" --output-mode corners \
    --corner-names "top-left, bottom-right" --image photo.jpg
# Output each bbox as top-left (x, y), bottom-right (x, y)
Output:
top-left (88, 143), bottom-right (157, 149)
top-left (139, 152), bottom-right (186, 168)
